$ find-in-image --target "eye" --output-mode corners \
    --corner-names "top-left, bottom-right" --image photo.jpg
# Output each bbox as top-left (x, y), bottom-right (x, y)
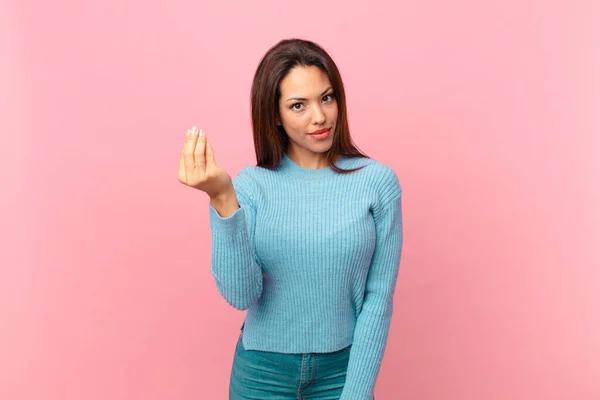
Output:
top-left (289, 94), bottom-right (335, 111)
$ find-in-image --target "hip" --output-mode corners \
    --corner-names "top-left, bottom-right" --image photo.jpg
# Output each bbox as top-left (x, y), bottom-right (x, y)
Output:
top-left (229, 328), bottom-right (353, 399)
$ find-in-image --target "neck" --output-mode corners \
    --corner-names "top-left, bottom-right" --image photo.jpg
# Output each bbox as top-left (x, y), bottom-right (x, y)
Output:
top-left (285, 150), bottom-right (340, 170)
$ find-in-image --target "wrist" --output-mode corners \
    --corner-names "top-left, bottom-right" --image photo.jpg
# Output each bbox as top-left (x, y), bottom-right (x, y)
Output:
top-left (211, 186), bottom-right (235, 203)
top-left (209, 186), bottom-right (239, 218)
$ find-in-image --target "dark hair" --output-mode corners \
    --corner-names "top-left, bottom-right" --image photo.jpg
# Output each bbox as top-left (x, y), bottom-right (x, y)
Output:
top-left (250, 38), bottom-right (369, 174)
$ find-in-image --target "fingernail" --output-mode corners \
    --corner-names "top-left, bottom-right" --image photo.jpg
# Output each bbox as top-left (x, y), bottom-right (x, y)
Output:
top-left (186, 129), bottom-right (191, 136)
top-left (199, 129), bottom-right (204, 137)
top-left (192, 126), bottom-right (198, 133)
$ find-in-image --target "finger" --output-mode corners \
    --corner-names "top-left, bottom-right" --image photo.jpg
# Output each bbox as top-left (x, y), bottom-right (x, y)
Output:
top-left (205, 135), bottom-right (216, 165)
top-left (182, 127), bottom-right (199, 172)
top-left (193, 128), bottom-right (207, 170)
top-left (178, 151), bottom-right (186, 183)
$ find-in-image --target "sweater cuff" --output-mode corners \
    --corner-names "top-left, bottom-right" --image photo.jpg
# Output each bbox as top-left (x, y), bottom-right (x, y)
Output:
top-left (208, 202), bottom-right (245, 233)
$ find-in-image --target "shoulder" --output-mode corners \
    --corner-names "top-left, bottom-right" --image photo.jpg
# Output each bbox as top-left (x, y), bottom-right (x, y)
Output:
top-left (234, 165), bottom-right (258, 181)
top-left (232, 165), bottom-right (276, 198)
top-left (230, 166), bottom-right (263, 203)
top-left (233, 165), bottom-right (270, 187)
top-left (352, 157), bottom-right (402, 206)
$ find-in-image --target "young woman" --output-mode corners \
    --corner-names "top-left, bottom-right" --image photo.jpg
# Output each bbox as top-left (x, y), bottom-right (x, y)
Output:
top-left (178, 38), bottom-right (403, 400)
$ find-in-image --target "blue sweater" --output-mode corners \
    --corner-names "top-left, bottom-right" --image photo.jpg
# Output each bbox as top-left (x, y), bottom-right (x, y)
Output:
top-left (208, 152), bottom-right (403, 399)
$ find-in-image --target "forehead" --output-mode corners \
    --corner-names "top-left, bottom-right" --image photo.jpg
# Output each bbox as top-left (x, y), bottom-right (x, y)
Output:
top-left (279, 65), bottom-right (331, 96)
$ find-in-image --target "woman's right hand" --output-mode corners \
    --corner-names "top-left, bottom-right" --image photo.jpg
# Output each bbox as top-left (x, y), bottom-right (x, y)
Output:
top-left (178, 126), bottom-right (233, 199)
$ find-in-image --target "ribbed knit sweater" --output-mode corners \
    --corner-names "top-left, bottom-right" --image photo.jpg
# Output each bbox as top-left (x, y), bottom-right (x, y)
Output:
top-left (208, 152), bottom-right (403, 399)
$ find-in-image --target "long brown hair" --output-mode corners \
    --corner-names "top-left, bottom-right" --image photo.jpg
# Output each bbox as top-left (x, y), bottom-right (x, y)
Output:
top-left (250, 38), bottom-right (369, 174)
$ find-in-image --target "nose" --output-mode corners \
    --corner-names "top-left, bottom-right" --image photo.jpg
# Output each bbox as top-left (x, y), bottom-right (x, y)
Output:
top-left (311, 104), bottom-right (326, 125)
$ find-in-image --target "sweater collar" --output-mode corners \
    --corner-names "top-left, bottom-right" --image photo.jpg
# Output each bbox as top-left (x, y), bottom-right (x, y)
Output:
top-left (279, 153), bottom-right (351, 180)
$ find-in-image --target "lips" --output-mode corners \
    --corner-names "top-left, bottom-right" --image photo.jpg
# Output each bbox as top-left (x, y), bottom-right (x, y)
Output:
top-left (309, 128), bottom-right (331, 135)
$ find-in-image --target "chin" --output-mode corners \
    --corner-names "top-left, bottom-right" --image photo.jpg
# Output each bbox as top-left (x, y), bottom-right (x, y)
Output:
top-left (313, 144), bottom-right (334, 153)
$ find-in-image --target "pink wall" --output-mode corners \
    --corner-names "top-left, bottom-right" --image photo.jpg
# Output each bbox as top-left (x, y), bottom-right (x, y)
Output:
top-left (2, 0), bottom-right (599, 399)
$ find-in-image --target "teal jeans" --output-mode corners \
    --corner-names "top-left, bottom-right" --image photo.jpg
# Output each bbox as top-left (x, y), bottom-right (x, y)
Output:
top-left (229, 325), bottom-right (370, 399)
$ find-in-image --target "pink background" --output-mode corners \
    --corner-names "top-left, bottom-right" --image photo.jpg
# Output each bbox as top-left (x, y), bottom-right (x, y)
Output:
top-left (2, 0), bottom-right (599, 399)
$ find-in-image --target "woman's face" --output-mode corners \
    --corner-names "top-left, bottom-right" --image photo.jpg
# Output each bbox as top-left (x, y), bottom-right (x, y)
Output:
top-left (277, 65), bottom-right (338, 160)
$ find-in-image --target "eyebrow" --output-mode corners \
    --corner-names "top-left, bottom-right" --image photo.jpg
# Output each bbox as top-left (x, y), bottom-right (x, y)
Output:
top-left (286, 86), bottom-right (333, 102)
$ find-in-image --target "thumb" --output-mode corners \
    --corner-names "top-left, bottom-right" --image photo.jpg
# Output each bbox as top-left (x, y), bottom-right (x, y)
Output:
top-left (205, 135), bottom-right (217, 165)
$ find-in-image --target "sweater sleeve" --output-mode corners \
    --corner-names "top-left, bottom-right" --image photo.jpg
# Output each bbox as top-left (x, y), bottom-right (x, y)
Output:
top-left (208, 168), bottom-right (263, 310)
top-left (340, 169), bottom-right (403, 400)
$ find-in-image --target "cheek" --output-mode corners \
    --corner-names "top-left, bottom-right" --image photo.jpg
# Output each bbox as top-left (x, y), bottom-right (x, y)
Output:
top-left (285, 113), bottom-right (309, 130)
top-left (328, 105), bottom-right (339, 121)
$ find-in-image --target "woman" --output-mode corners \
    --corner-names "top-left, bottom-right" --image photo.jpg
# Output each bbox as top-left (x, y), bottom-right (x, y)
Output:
top-left (178, 38), bottom-right (402, 399)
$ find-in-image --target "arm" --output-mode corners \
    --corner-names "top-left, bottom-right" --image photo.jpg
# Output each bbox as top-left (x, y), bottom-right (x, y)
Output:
top-left (340, 172), bottom-right (403, 400)
top-left (208, 168), bottom-right (263, 310)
